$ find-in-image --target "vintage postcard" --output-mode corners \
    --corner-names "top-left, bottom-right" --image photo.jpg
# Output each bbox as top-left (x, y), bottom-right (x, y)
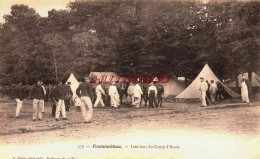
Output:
top-left (0, 0), bottom-right (259, 159)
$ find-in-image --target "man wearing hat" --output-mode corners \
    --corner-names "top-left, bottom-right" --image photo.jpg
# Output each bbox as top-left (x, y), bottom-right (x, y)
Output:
top-left (148, 81), bottom-right (158, 108)
top-left (76, 76), bottom-right (94, 123)
top-left (199, 77), bottom-right (208, 107)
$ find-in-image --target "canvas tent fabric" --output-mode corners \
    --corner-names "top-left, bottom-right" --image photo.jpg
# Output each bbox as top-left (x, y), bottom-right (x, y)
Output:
top-left (226, 72), bottom-right (260, 88)
top-left (161, 75), bottom-right (186, 97)
top-left (176, 64), bottom-right (240, 99)
top-left (66, 73), bottom-right (79, 98)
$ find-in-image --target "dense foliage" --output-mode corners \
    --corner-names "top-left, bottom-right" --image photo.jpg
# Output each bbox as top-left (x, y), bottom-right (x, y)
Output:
top-left (0, 0), bottom-right (259, 85)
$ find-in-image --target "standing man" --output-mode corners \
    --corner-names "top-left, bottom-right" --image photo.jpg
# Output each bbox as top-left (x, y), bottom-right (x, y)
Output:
top-left (148, 82), bottom-right (158, 108)
top-left (241, 75), bottom-right (250, 103)
top-left (127, 82), bottom-right (135, 105)
top-left (76, 76), bottom-right (94, 123)
top-left (199, 77), bottom-right (208, 107)
top-left (132, 81), bottom-right (143, 108)
top-left (209, 80), bottom-right (218, 104)
top-left (40, 81), bottom-right (46, 113)
top-left (64, 82), bottom-right (73, 111)
top-left (52, 81), bottom-right (67, 121)
top-left (94, 81), bottom-right (106, 107)
top-left (216, 81), bottom-right (224, 102)
top-left (155, 83), bottom-right (164, 107)
top-left (141, 83), bottom-right (149, 107)
top-left (14, 83), bottom-right (27, 118)
top-left (205, 80), bottom-right (211, 105)
top-left (109, 81), bottom-right (120, 108)
top-left (30, 80), bottom-right (45, 121)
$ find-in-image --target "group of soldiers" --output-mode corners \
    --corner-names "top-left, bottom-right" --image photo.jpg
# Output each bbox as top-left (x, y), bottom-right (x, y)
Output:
top-left (92, 79), bottom-right (165, 109)
top-left (0, 76), bottom-right (165, 123)
top-left (199, 77), bottom-right (238, 107)
top-left (0, 80), bottom-right (73, 121)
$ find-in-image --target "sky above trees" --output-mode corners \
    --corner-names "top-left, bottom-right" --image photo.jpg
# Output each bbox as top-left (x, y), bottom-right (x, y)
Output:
top-left (0, 0), bottom-right (72, 22)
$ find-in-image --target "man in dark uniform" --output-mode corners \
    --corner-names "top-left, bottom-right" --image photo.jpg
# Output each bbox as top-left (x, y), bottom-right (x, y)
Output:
top-left (141, 83), bottom-right (149, 107)
top-left (155, 83), bottom-right (164, 107)
top-left (64, 82), bottom-right (73, 111)
top-left (52, 81), bottom-right (68, 121)
top-left (205, 80), bottom-right (211, 105)
top-left (30, 80), bottom-right (45, 121)
top-left (76, 76), bottom-right (94, 123)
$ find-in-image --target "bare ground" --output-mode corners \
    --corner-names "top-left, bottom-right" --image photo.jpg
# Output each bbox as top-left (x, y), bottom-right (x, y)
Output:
top-left (0, 98), bottom-right (259, 143)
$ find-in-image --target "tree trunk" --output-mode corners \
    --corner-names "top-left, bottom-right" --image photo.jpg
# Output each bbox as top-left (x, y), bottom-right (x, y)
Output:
top-left (53, 49), bottom-right (58, 82)
top-left (248, 70), bottom-right (252, 94)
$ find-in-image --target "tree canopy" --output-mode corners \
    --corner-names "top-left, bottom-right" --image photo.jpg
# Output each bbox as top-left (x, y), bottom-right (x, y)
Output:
top-left (0, 0), bottom-right (259, 85)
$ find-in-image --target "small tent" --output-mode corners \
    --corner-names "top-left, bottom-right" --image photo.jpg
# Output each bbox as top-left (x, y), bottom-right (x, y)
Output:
top-left (66, 73), bottom-right (79, 98)
top-left (176, 64), bottom-right (240, 99)
top-left (161, 75), bottom-right (186, 97)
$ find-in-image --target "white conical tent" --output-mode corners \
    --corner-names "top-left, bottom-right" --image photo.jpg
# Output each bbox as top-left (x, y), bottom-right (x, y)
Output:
top-left (176, 64), bottom-right (240, 99)
top-left (66, 73), bottom-right (79, 98)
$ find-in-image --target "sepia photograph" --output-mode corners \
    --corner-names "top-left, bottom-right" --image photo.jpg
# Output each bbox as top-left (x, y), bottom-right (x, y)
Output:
top-left (0, 0), bottom-right (259, 159)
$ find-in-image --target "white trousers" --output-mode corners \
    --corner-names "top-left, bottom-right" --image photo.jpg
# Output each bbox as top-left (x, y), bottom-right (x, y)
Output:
top-left (133, 97), bottom-right (141, 108)
top-left (81, 96), bottom-right (93, 122)
top-left (55, 99), bottom-right (66, 119)
top-left (128, 95), bottom-right (135, 104)
top-left (33, 99), bottom-right (43, 120)
top-left (110, 95), bottom-right (119, 107)
top-left (41, 100), bottom-right (45, 112)
top-left (15, 98), bottom-right (23, 117)
top-left (241, 82), bottom-right (249, 102)
top-left (201, 91), bottom-right (207, 106)
top-left (94, 94), bottom-right (105, 107)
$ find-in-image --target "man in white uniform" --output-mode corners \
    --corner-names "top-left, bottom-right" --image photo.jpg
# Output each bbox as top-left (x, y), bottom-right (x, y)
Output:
top-left (132, 81), bottom-right (143, 108)
top-left (41, 82), bottom-right (46, 113)
top-left (127, 82), bottom-right (135, 104)
top-left (94, 82), bottom-right (106, 107)
top-left (109, 81), bottom-right (120, 108)
top-left (199, 77), bottom-right (208, 107)
top-left (241, 75), bottom-right (250, 103)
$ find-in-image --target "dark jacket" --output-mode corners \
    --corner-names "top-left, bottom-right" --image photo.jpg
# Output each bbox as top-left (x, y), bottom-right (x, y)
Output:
top-left (76, 82), bottom-right (94, 100)
top-left (15, 85), bottom-right (28, 100)
top-left (64, 85), bottom-right (72, 96)
top-left (155, 84), bottom-right (164, 96)
top-left (52, 85), bottom-right (65, 101)
top-left (30, 85), bottom-right (44, 100)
